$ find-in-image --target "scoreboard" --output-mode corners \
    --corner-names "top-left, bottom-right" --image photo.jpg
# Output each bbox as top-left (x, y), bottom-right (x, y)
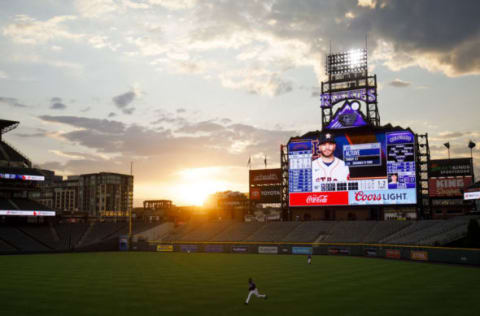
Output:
top-left (343, 143), bottom-right (381, 167)
top-left (288, 129), bottom-right (417, 206)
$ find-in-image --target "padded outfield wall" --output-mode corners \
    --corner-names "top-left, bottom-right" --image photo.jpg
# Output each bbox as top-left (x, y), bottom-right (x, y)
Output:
top-left (144, 241), bottom-right (480, 266)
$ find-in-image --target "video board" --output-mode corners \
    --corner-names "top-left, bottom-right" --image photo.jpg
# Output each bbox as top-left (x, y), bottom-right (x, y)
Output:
top-left (288, 129), bottom-right (417, 206)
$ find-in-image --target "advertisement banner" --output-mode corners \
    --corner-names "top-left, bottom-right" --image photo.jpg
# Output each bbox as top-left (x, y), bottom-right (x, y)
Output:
top-left (0, 173), bottom-right (45, 181)
top-left (279, 246), bottom-right (290, 254)
top-left (249, 169), bottom-right (282, 185)
top-left (349, 189), bottom-right (417, 205)
top-left (292, 247), bottom-right (313, 255)
top-left (429, 177), bottom-right (473, 197)
top-left (410, 251), bottom-right (428, 261)
top-left (429, 159), bottom-right (473, 177)
top-left (290, 192), bottom-right (349, 206)
top-left (204, 245), bottom-right (224, 253)
top-left (258, 246), bottom-right (278, 254)
top-left (464, 191), bottom-right (480, 200)
top-left (250, 185), bottom-right (282, 203)
top-left (385, 249), bottom-right (401, 259)
top-left (364, 248), bottom-right (377, 257)
top-left (232, 246), bottom-right (249, 253)
top-left (288, 128), bottom-right (417, 207)
top-left (180, 245), bottom-right (198, 253)
top-left (328, 247), bottom-right (350, 255)
top-left (156, 245), bottom-right (173, 252)
top-left (0, 210), bottom-right (56, 216)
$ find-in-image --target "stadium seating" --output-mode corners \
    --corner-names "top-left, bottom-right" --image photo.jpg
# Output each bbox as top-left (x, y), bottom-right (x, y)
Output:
top-left (134, 222), bottom-right (174, 241)
top-left (210, 222), bottom-right (264, 242)
top-left (322, 221), bottom-right (377, 243)
top-left (362, 221), bottom-right (413, 243)
top-left (79, 222), bottom-right (127, 246)
top-left (0, 198), bottom-right (16, 210)
top-left (0, 141), bottom-right (31, 167)
top-left (55, 223), bottom-right (89, 249)
top-left (16, 224), bottom-right (58, 249)
top-left (0, 239), bottom-right (17, 253)
top-left (179, 221), bottom-right (233, 241)
top-left (282, 221), bottom-right (336, 242)
top-left (0, 225), bottom-right (49, 252)
top-left (245, 222), bottom-right (301, 242)
top-left (10, 198), bottom-right (50, 211)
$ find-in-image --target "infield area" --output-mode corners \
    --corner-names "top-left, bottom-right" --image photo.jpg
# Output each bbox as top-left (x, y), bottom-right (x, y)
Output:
top-left (1, 252), bottom-right (479, 316)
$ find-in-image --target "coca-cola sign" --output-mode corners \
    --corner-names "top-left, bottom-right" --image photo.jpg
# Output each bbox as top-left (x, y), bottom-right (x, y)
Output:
top-left (290, 192), bottom-right (348, 206)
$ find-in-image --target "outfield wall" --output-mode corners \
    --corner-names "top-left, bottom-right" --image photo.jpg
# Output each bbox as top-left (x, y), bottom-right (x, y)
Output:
top-left (144, 241), bottom-right (480, 265)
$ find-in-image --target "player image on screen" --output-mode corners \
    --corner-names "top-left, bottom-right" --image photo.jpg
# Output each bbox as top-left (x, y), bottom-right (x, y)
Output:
top-left (388, 173), bottom-right (398, 189)
top-left (311, 132), bottom-right (350, 184)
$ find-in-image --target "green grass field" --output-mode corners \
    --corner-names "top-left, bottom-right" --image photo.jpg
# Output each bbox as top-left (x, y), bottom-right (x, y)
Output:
top-left (0, 252), bottom-right (479, 316)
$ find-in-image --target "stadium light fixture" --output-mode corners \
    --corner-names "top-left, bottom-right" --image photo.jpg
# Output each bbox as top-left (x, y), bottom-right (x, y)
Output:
top-left (325, 48), bottom-right (367, 75)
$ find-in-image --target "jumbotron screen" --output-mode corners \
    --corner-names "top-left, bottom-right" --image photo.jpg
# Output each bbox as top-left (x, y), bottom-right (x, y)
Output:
top-left (288, 129), bottom-right (417, 206)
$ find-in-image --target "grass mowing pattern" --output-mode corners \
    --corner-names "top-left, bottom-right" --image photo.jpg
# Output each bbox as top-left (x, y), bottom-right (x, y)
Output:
top-left (0, 252), bottom-right (479, 316)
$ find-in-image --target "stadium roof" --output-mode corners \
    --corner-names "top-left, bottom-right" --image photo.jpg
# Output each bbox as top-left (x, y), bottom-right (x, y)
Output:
top-left (0, 119), bottom-right (19, 135)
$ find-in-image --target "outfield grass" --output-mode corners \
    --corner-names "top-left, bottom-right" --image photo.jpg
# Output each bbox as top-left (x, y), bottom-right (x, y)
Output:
top-left (0, 252), bottom-right (479, 316)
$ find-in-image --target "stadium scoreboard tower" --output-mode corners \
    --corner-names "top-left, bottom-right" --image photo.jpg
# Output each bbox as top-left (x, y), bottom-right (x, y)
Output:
top-left (321, 48), bottom-right (379, 129)
top-left (280, 47), bottom-right (431, 220)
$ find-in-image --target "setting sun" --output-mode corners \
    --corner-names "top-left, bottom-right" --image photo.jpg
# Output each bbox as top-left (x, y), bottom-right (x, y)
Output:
top-left (173, 167), bottom-right (230, 206)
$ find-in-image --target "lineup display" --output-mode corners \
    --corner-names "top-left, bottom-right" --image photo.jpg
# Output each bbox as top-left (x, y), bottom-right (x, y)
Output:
top-left (288, 130), bottom-right (417, 206)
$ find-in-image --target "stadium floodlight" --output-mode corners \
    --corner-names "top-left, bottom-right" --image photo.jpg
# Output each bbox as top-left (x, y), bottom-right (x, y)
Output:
top-left (325, 49), bottom-right (367, 75)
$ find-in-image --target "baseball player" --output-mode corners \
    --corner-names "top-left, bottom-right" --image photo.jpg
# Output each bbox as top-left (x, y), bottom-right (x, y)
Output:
top-left (312, 132), bottom-right (350, 189)
top-left (307, 254), bottom-right (312, 264)
top-left (245, 278), bottom-right (267, 305)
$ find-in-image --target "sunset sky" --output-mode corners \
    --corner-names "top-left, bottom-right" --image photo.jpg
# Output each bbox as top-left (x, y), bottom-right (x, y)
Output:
top-left (1, 0), bottom-right (479, 206)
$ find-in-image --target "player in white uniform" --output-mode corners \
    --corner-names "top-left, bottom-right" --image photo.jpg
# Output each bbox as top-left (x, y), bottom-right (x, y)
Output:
top-left (245, 278), bottom-right (267, 305)
top-left (312, 133), bottom-right (350, 189)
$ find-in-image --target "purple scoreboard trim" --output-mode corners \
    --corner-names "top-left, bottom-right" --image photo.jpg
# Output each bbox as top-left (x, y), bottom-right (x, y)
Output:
top-left (321, 88), bottom-right (376, 108)
top-left (327, 103), bottom-right (368, 129)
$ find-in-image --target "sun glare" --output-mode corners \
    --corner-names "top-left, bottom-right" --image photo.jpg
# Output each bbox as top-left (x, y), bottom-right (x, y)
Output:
top-left (174, 167), bottom-right (228, 206)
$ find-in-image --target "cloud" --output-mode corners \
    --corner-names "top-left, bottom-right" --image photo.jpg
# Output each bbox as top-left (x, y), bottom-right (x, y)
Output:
top-left (112, 90), bottom-right (136, 114)
top-left (36, 115), bottom-right (295, 172)
top-left (13, 128), bottom-right (49, 138)
top-left (0, 70), bottom-right (8, 79)
top-left (0, 97), bottom-right (28, 108)
top-left (49, 97), bottom-right (67, 110)
top-left (2, 15), bottom-right (83, 44)
top-left (149, 0), bottom-right (197, 10)
top-left (389, 79), bottom-right (411, 88)
top-left (75, 0), bottom-right (119, 18)
top-left (364, 1), bottom-right (480, 76)
top-left (220, 69), bottom-right (293, 96)
top-left (108, 112), bottom-right (116, 118)
top-left (38, 115), bottom-right (126, 134)
top-left (75, 0), bottom-right (149, 18)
